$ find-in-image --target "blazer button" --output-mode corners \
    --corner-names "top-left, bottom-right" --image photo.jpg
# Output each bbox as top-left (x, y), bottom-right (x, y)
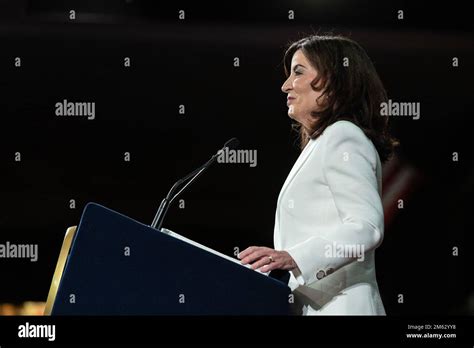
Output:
top-left (326, 268), bottom-right (334, 275)
top-left (316, 270), bottom-right (326, 280)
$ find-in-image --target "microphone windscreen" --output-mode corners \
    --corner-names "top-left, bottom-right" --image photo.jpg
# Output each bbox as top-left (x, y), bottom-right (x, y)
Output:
top-left (223, 137), bottom-right (240, 151)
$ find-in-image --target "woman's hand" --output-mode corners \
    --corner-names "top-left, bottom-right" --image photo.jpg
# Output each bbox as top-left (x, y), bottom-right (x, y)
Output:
top-left (238, 246), bottom-right (298, 273)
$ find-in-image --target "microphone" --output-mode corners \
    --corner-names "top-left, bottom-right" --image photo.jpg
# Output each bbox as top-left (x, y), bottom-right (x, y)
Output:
top-left (151, 137), bottom-right (240, 231)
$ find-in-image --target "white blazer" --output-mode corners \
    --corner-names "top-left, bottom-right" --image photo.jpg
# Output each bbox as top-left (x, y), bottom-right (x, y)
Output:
top-left (274, 120), bottom-right (386, 315)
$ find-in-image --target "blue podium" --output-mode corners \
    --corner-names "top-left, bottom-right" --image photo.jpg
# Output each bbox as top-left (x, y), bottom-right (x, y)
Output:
top-left (45, 203), bottom-right (291, 315)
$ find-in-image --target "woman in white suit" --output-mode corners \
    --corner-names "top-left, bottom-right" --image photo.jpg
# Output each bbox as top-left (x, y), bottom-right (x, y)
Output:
top-left (238, 35), bottom-right (398, 315)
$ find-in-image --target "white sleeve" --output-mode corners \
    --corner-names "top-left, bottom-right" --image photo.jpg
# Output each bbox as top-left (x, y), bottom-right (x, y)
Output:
top-left (285, 121), bottom-right (384, 285)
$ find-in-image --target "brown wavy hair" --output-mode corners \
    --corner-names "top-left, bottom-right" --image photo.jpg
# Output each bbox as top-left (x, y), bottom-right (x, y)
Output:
top-left (283, 34), bottom-right (399, 163)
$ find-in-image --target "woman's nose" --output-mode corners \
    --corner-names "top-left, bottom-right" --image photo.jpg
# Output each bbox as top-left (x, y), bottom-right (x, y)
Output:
top-left (281, 77), bottom-right (292, 93)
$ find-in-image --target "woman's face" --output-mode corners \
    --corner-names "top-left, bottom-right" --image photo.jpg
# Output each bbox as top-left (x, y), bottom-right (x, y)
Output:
top-left (281, 49), bottom-right (325, 130)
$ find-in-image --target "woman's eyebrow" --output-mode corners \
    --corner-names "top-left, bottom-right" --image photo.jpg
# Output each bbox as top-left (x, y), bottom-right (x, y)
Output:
top-left (293, 64), bottom-right (307, 70)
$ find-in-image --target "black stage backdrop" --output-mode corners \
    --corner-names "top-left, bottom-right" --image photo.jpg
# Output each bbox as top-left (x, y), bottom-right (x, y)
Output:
top-left (0, 0), bottom-right (473, 344)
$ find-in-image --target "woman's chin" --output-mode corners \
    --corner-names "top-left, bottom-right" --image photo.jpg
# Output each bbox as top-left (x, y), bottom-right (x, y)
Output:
top-left (288, 111), bottom-right (301, 122)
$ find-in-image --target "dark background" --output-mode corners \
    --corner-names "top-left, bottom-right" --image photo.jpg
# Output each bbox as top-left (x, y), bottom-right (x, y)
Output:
top-left (0, 0), bottom-right (472, 315)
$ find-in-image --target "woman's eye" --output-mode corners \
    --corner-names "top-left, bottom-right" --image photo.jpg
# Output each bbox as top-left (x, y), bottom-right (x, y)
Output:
top-left (294, 71), bottom-right (302, 76)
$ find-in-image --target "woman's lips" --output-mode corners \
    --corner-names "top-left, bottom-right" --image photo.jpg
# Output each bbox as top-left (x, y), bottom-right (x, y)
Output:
top-left (287, 97), bottom-right (295, 105)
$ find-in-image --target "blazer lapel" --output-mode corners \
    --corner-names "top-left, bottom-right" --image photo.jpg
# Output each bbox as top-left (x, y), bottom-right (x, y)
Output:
top-left (278, 138), bottom-right (320, 205)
